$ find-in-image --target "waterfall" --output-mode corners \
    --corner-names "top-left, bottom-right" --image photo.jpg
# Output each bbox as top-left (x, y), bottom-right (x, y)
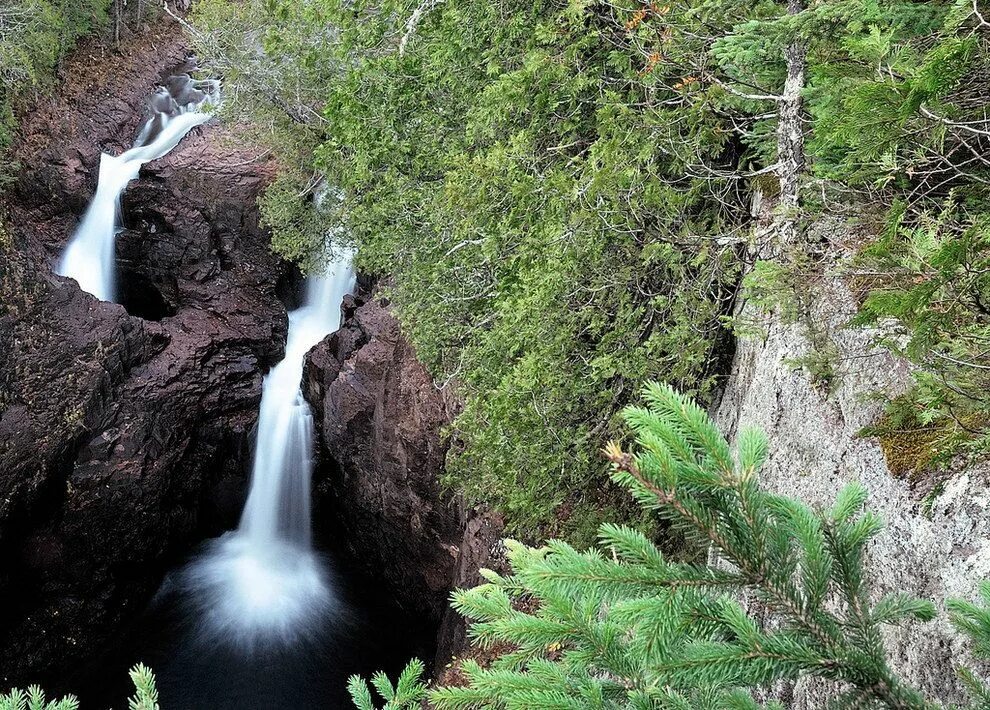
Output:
top-left (177, 249), bottom-right (357, 647)
top-left (56, 76), bottom-right (219, 302)
top-left (238, 272), bottom-right (355, 547)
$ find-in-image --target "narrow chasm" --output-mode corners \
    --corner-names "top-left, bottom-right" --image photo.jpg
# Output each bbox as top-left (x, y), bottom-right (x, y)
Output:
top-left (61, 272), bottom-right (435, 709)
top-left (0, 21), bottom-right (443, 708)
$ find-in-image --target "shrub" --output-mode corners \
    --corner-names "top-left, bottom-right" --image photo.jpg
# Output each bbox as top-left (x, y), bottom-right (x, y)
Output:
top-left (0, 663), bottom-right (159, 710)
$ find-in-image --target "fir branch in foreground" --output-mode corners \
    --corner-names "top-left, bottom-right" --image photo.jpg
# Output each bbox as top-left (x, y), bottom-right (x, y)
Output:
top-left (352, 383), bottom-right (990, 710)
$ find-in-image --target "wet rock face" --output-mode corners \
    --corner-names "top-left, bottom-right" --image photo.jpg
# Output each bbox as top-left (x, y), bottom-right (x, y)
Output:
top-left (0, 25), bottom-right (287, 687)
top-left (302, 294), bottom-right (502, 670)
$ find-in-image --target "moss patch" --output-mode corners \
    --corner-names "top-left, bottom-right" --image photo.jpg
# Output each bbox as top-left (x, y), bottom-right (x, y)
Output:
top-left (861, 388), bottom-right (990, 487)
top-left (860, 391), bottom-right (947, 486)
top-left (875, 425), bottom-right (942, 483)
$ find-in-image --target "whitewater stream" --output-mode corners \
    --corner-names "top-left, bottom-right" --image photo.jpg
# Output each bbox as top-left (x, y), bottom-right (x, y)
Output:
top-left (177, 254), bottom-right (356, 646)
top-left (57, 75), bottom-right (218, 302)
top-left (58, 75), bottom-right (425, 708)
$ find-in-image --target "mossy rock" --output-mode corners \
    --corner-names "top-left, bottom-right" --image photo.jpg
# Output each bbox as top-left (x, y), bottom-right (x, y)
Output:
top-left (876, 425), bottom-right (942, 484)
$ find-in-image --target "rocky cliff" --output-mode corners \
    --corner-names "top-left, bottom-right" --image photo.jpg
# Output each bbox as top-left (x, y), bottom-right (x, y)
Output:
top-left (302, 292), bottom-right (502, 671)
top-left (0, 23), bottom-right (288, 686)
top-left (715, 227), bottom-right (990, 706)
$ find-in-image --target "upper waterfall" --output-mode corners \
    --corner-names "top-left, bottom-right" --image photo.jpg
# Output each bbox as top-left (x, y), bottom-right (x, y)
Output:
top-left (56, 75), bottom-right (219, 302)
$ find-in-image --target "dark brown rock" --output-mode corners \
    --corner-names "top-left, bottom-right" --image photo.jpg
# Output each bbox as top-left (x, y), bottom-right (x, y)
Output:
top-left (302, 294), bottom-right (503, 673)
top-left (0, 23), bottom-right (287, 687)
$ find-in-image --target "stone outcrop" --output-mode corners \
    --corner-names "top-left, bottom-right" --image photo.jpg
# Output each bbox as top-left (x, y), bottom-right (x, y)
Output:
top-left (715, 223), bottom-right (990, 706)
top-left (302, 293), bottom-right (502, 671)
top-left (0, 23), bottom-right (287, 687)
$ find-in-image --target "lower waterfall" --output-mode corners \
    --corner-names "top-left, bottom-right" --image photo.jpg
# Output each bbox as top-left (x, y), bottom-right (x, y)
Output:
top-left (178, 250), bottom-right (357, 646)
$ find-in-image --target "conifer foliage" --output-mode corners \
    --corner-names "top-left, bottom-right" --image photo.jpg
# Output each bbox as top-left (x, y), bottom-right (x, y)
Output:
top-left (350, 384), bottom-right (990, 709)
top-left (0, 664), bottom-right (159, 710)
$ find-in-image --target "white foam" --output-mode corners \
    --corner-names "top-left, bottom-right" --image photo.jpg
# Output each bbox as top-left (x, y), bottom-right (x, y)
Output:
top-left (179, 249), bottom-right (356, 648)
top-left (56, 77), bottom-right (220, 302)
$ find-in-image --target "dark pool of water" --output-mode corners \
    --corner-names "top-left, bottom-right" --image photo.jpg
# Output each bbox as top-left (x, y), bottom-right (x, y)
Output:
top-left (67, 544), bottom-right (431, 710)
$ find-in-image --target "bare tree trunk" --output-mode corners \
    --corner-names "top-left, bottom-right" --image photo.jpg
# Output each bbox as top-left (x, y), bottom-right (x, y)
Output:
top-left (114, 0), bottom-right (122, 47)
top-left (775, 0), bottom-right (805, 245)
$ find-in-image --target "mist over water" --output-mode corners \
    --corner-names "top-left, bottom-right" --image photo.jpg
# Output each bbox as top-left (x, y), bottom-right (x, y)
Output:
top-left (175, 251), bottom-right (357, 649)
top-left (56, 75), bottom-right (219, 302)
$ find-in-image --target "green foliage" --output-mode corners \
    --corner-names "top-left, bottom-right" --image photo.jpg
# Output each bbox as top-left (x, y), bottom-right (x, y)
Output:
top-left (258, 174), bottom-right (337, 272)
top-left (854, 200), bottom-right (990, 462)
top-left (127, 664), bottom-right (160, 710)
top-left (804, 0), bottom-right (990, 463)
top-left (806, 0), bottom-right (981, 189)
top-left (0, 0), bottom-right (110, 156)
top-left (354, 385), bottom-right (990, 709)
top-left (191, 0), bottom-right (990, 533)
top-left (347, 658), bottom-right (428, 710)
top-left (0, 687), bottom-right (78, 710)
top-left (194, 0), bottom-right (818, 536)
top-left (313, 0), bottom-right (773, 538)
top-left (949, 582), bottom-right (990, 707)
top-left (0, 664), bottom-right (159, 710)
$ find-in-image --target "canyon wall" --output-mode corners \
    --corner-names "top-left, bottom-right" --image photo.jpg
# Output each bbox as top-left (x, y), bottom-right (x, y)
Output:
top-left (715, 223), bottom-right (990, 706)
top-left (0, 24), bottom-right (288, 687)
top-left (0, 19), bottom-right (499, 688)
top-left (302, 292), bottom-right (502, 672)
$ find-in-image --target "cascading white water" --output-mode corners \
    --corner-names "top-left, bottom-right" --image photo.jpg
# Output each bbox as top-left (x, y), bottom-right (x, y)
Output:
top-left (178, 248), bottom-right (357, 646)
top-left (56, 76), bottom-right (219, 302)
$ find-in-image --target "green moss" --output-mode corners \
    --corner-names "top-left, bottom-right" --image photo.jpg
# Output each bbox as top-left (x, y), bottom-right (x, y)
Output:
top-left (861, 390), bottom-right (988, 486)
top-left (875, 424), bottom-right (942, 483)
top-left (750, 170), bottom-right (781, 199)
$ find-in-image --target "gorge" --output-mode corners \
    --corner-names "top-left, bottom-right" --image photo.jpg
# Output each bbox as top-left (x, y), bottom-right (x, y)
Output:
top-left (0, 20), bottom-right (480, 707)
top-left (3, 1), bottom-right (990, 708)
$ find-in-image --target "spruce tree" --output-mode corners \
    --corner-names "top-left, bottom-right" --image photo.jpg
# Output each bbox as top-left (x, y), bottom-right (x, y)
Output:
top-left (350, 384), bottom-right (990, 709)
top-left (0, 663), bottom-right (160, 710)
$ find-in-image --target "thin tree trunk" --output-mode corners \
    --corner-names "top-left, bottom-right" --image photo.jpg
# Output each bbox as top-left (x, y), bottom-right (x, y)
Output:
top-left (114, 0), bottom-right (122, 47)
top-left (775, 0), bottom-right (805, 245)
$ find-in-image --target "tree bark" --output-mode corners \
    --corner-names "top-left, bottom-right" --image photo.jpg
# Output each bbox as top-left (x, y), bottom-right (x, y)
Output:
top-left (775, 0), bottom-right (806, 245)
top-left (113, 0), bottom-right (122, 47)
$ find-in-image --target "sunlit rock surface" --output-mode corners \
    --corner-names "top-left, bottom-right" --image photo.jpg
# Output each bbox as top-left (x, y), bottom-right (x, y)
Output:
top-left (715, 218), bottom-right (990, 707)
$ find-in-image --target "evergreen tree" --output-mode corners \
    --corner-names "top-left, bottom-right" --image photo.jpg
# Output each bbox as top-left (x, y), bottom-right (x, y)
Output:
top-left (752, 0), bottom-right (990, 462)
top-left (348, 659), bottom-right (428, 710)
top-left (0, 664), bottom-right (159, 710)
top-left (350, 384), bottom-right (990, 709)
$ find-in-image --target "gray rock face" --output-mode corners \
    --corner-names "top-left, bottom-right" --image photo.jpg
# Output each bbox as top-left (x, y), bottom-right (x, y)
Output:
top-left (715, 247), bottom-right (990, 705)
